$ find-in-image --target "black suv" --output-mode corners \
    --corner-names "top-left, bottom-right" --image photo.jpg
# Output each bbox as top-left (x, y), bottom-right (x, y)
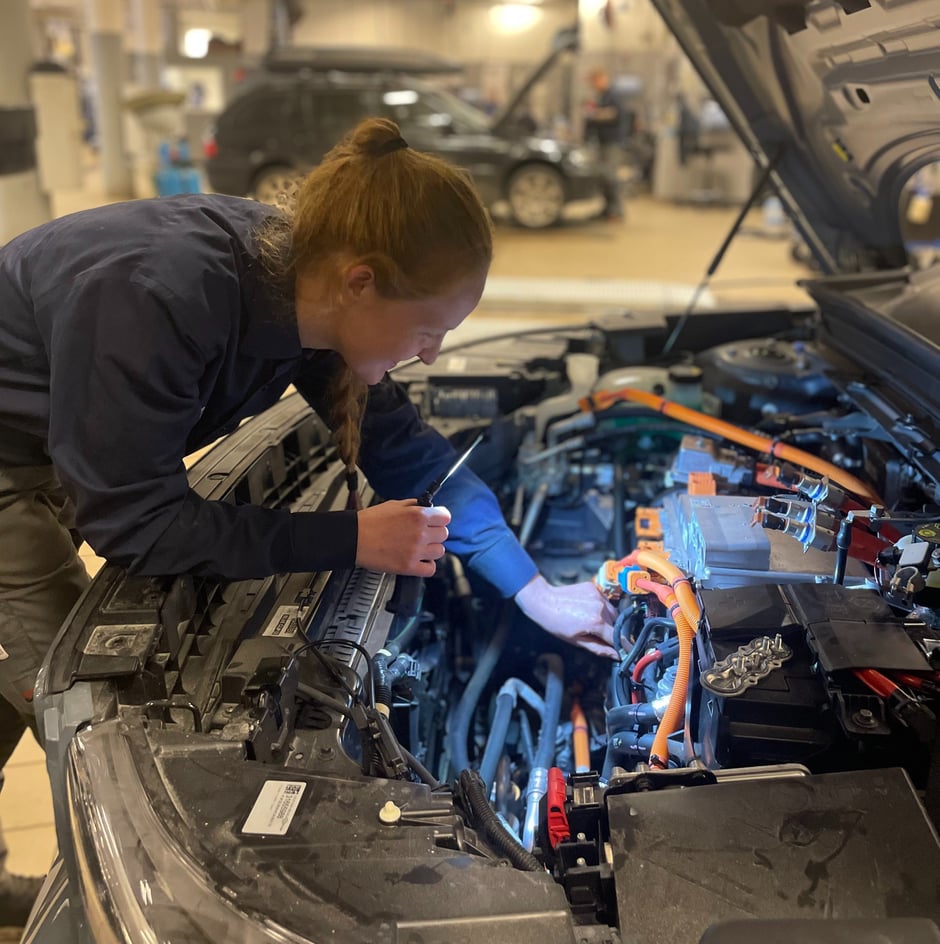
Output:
top-left (204, 48), bottom-right (602, 228)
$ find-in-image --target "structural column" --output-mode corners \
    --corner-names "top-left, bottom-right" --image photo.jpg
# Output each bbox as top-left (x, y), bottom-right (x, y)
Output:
top-left (0, 0), bottom-right (51, 244)
top-left (84, 0), bottom-right (133, 196)
top-left (242, 0), bottom-right (273, 59)
top-left (129, 0), bottom-right (163, 88)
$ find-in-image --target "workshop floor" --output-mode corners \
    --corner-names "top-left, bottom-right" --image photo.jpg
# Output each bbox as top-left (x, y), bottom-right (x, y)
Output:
top-left (0, 166), bottom-right (811, 880)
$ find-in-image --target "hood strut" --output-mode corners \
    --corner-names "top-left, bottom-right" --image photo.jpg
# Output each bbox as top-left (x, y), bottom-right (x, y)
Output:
top-left (662, 149), bottom-right (783, 355)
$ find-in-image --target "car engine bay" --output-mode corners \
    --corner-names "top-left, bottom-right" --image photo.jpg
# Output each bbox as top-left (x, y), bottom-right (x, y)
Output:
top-left (40, 303), bottom-right (940, 943)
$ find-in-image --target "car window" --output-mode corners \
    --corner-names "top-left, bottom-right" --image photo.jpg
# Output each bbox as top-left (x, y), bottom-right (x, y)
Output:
top-left (303, 86), bottom-right (383, 147)
top-left (381, 86), bottom-right (490, 136)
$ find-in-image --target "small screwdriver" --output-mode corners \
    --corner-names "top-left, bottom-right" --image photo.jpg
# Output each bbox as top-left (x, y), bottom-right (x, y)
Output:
top-left (417, 433), bottom-right (484, 507)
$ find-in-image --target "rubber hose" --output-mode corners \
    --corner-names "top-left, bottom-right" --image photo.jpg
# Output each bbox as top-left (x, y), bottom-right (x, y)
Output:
top-left (601, 733), bottom-right (656, 781)
top-left (479, 691), bottom-right (515, 793)
top-left (386, 614), bottom-right (420, 658)
top-left (612, 606), bottom-right (634, 653)
top-left (402, 747), bottom-right (441, 789)
top-left (459, 770), bottom-right (542, 871)
top-left (372, 653), bottom-right (392, 713)
top-left (447, 607), bottom-right (510, 776)
top-left (620, 617), bottom-right (675, 671)
top-left (607, 702), bottom-right (657, 730)
top-left (613, 459), bottom-right (627, 560)
top-left (534, 654), bottom-right (565, 770)
top-left (613, 617), bottom-right (677, 705)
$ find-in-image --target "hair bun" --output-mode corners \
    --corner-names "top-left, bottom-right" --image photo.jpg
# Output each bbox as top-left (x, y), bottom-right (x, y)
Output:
top-left (347, 117), bottom-right (406, 158)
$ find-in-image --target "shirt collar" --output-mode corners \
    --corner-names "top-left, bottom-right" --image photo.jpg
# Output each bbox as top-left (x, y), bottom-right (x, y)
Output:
top-left (240, 313), bottom-right (304, 360)
top-left (238, 269), bottom-right (304, 360)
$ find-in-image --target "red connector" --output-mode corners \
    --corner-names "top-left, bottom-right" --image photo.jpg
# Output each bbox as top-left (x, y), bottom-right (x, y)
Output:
top-left (546, 767), bottom-right (570, 849)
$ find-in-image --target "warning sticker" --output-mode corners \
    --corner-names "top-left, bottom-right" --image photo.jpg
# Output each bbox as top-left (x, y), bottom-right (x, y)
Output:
top-left (242, 781), bottom-right (306, 836)
top-left (262, 605), bottom-right (303, 638)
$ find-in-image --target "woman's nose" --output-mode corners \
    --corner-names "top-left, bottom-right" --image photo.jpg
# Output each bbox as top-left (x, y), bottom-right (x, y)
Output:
top-left (418, 338), bottom-right (443, 365)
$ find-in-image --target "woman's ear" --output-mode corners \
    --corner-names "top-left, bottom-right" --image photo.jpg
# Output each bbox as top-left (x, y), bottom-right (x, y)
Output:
top-left (344, 264), bottom-right (375, 301)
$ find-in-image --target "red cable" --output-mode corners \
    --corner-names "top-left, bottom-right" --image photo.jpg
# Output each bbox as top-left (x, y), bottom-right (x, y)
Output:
top-left (631, 650), bottom-right (662, 704)
top-left (855, 668), bottom-right (897, 699)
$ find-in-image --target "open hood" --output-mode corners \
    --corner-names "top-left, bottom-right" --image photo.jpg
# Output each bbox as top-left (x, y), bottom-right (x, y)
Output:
top-left (650, 0), bottom-right (940, 274)
top-left (490, 25), bottom-right (579, 137)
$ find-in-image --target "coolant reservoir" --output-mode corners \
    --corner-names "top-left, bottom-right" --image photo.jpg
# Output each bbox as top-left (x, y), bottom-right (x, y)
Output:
top-left (666, 364), bottom-right (704, 409)
top-left (594, 366), bottom-right (670, 395)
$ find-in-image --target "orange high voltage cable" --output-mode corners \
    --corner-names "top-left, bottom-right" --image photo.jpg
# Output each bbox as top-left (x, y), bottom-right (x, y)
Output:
top-left (634, 577), bottom-right (695, 769)
top-left (580, 387), bottom-right (881, 504)
top-left (571, 700), bottom-right (590, 773)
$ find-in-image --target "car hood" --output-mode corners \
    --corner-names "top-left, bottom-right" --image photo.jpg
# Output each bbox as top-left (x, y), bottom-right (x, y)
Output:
top-left (650, 0), bottom-right (940, 274)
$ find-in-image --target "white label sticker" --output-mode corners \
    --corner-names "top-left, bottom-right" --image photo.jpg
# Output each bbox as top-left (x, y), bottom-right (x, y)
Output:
top-left (242, 781), bottom-right (306, 836)
top-left (262, 605), bottom-right (303, 638)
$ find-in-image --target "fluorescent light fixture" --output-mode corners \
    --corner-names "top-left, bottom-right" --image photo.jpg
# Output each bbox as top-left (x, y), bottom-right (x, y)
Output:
top-left (182, 28), bottom-right (211, 59)
top-left (489, 3), bottom-right (542, 33)
top-left (383, 90), bottom-right (419, 106)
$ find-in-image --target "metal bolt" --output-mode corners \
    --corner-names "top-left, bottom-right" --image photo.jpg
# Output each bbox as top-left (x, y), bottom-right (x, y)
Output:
top-left (853, 708), bottom-right (877, 728)
top-left (293, 752), bottom-right (304, 761)
top-left (576, 857), bottom-right (587, 867)
top-left (318, 745), bottom-right (335, 759)
top-left (577, 832), bottom-right (587, 842)
top-left (224, 705), bottom-right (234, 715)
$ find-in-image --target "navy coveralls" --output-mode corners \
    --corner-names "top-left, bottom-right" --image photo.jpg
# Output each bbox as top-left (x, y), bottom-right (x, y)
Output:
top-left (0, 194), bottom-right (536, 591)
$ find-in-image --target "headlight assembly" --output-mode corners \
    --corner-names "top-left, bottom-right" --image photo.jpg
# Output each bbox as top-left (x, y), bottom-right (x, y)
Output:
top-left (564, 148), bottom-right (590, 169)
top-left (67, 721), bottom-right (306, 944)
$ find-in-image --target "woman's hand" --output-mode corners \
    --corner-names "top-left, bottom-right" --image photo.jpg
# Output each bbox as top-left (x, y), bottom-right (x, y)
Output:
top-left (356, 501), bottom-right (450, 577)
top-left (514, 575), bottom-right (618, 659)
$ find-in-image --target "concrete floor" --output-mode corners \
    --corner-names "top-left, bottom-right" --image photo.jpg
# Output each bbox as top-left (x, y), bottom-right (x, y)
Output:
top-left (0, 169), bottom-right (812, 879)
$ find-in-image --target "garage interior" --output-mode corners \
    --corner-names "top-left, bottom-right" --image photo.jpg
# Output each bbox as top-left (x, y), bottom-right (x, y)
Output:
top-left (0, 0), bottom-right (837, 880)
top-left (2, 0), bottom-right (938, 920)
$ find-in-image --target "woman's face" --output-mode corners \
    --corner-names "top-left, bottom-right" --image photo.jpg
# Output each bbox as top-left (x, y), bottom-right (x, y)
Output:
top-left (333, 268), bottom-right (487, 385)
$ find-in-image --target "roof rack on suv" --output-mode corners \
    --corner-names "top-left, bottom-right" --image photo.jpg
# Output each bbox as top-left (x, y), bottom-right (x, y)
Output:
top-left (262, 45), bottom-right (462, 75)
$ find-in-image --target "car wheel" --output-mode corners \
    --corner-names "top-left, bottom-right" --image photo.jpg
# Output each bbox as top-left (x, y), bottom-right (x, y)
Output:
top-left (507, 164), bottom-right (565, 229)
top-left (252, 165), bottom-right (299, 205)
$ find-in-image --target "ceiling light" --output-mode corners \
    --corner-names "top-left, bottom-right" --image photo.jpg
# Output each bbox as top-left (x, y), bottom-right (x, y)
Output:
top-left (489, 3), bottom-right (542, 33)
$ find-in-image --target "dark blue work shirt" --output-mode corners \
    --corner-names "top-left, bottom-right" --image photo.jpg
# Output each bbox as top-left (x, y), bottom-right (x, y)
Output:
top-left (0, 195), bottom-right (536, 595)
top-left (586, 89), bottom-right (623, 146)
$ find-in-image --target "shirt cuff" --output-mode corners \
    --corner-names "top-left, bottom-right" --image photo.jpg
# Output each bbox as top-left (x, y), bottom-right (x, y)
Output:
top-left (469, 531), bottom-right (539, 597)
top-left (289, 509), bottom-right (359, 573)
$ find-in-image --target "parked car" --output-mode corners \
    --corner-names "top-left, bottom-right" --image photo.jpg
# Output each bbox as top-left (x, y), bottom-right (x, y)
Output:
top-left (204, 45), bottom-right (602, 229)
top-left (24, 1), bottom-right (940, 942)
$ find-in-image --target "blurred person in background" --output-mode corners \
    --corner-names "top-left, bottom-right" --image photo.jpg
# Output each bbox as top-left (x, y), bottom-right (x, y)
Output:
top-left (584, 68), bottom-right (625, 221)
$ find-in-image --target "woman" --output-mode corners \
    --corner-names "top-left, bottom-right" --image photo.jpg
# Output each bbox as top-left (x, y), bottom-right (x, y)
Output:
top-left (0, 117), bottom-right (615, 829)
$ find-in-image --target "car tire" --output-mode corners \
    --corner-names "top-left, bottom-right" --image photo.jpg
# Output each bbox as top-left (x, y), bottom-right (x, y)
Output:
top-left (507, 163), bottom-right (565, 229)
top-left (251, 165), bottom-right (299, 205)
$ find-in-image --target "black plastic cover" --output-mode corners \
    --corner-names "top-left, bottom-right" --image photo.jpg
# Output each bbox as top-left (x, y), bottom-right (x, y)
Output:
top-left (608, 768), bottom-right (940, 944)
top-left (700, 918), bottom-right (940, 944)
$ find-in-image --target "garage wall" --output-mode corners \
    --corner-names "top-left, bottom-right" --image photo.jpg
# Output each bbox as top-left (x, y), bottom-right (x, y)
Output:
top-left (291, 0), bottom-right (578, 64)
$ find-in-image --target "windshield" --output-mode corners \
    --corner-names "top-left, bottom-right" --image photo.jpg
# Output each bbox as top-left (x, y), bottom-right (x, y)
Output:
top-left (383, 79), bottom-right (492, 135)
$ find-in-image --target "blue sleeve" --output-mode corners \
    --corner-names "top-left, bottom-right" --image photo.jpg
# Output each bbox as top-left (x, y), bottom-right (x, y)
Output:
top-left (37, 274), bottom-right (358, 579)
top-left (296, 366), bottom-right (537, 597)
